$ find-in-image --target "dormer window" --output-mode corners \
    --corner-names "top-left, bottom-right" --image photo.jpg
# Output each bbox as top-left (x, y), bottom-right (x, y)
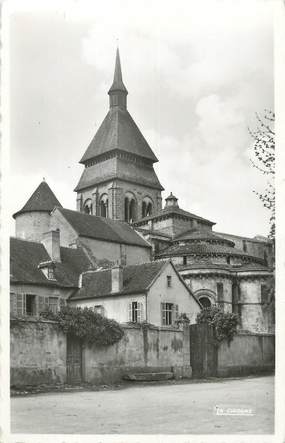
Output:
top-left (38, 261), bottom-right (56, 281)
top-left (47, 267), bottom-right (55, 280)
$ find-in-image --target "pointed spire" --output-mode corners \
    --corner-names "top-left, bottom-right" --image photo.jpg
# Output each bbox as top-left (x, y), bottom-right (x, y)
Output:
top-left (108, 48), bottom-right (128, 109)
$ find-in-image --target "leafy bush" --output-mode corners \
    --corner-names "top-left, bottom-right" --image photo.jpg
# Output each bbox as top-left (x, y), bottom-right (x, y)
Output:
top-left (196, 305), bottom-right (239, 343)
top-left (41, 306), bottom-right (124, 346)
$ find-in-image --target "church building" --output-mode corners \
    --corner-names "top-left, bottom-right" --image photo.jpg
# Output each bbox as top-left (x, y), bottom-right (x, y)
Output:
top-left (11, 48), bottom-right (274, 333)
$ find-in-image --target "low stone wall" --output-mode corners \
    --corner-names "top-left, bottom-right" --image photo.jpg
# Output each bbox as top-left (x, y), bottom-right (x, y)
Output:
top-left (82, 323), bottom-right (191, 384)
top-left (10, 318), bottom-right (66, 387)
top-left (217, 332), bottom-right (275, 377)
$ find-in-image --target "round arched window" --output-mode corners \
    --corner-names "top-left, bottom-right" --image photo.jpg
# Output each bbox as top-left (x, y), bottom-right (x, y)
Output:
top-left (199, 296), bottom-right (211, 308)
top-left (83, 199), bottom-right (92, 215)
top-left (100, 194), bottom-right (108, 218)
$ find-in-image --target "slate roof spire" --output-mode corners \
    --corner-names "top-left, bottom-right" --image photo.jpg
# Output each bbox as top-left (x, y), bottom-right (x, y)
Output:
top-left (108, 48), bottom-right (128, 109)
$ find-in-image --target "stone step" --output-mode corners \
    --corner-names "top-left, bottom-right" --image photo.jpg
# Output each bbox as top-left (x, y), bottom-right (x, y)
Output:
top-left (123, 372), bottom-right (174, 381)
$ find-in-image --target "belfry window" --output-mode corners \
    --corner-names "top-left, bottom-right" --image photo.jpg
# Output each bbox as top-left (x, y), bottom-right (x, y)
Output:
top-left (124, 194), bottom-right (137, 223)
top-left (100, 194), bottom-right (109, 218)
top-left (142, 198), bottom-right (153, 218)
top-left (83, 199), bottom-right (93, 215)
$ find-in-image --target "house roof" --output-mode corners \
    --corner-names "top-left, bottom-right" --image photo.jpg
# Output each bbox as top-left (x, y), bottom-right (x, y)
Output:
top-left (174, 228), bottom-right (235, 246)
top-left (10, 237), bottom-right (92, 287)
top-left (79, 107), bottom-right (158, 165)
top-left (156, 241), bottom-right (262, 261)
top-left (133, 205), bottom-right (215, 226)
top-left (57, 207), bottom-right (151, 249)
top-left (71, 260), bottom-right (167, 299)
top-left (13, 181), bottom-right (62, 219)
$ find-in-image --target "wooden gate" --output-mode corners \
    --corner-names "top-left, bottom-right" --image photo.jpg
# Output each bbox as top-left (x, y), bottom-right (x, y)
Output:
top-left (66, 336), bottom-right (82, 384)
top-left (190, 323), bottom-right (218, 378)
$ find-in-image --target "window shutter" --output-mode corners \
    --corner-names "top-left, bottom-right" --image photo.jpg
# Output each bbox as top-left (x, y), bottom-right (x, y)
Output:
top-left (37, 296), bottom-right (45, 315)
top-left (137, 302), bottom-right (143, 323)
top-left (16, 294), bottom-right (24, 316)
top-left (59, 298), bottom-right (66, 310)
top-left (174, 304), bottom-right (179, 323)
top-left (128, 302), bottom-right (133, 322)
top-left (161, 302), bottom-right (166, 326)
top-left (10, 293), bottom-right (17, 315)
top-left (44, 296), bottom-right (49, 311)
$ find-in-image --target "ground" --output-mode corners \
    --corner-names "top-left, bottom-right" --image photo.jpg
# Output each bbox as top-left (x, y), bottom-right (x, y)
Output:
top-left (11, 375), bottom-right (274, 435)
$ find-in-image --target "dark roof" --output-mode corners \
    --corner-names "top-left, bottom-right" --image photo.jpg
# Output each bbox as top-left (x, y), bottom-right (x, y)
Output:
top-left (13, 181), bottom-right (62, 219)
top-left (133, 205), bottom-right (215, 226)
top-left (214, 231), bottom-right (273, 245)
top-left (136, 227), bottom-right (172, 240)
top-left (174, 228), bottom-right (235, 246)
top-left (57, 208), bottom-right (151, 249)
top-left (71, 261), bottom-right (166, 299)
top-left (79, 107), bottom-right (158, 164)
top-left (10, 237), bottom-right (92, 287)
top-left (108, 48), bottom-right (128, 94)
top-left (177, 262), bottom-right (271, 273)
top-left (156, 241), bottom-right (260, 260)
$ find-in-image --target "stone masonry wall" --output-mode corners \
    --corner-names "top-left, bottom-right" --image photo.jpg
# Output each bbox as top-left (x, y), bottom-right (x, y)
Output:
top-left (82, 323), bottom-right (191, 384)
top-left (10, 318), bottom-right (66, 387)
top-left (218, 332), bottom-right (275, 376)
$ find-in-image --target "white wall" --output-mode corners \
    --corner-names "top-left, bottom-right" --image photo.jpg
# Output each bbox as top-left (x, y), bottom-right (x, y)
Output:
top-left (147, 263), bottom-right (201, 326)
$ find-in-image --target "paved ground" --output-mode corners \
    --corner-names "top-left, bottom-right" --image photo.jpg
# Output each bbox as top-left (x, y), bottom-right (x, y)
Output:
top-left (11, 375), bottom-right (274, 435)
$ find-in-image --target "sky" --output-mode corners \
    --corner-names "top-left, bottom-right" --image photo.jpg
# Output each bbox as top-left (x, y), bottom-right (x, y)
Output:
top-left (7, 0), bottom-right (274, 237)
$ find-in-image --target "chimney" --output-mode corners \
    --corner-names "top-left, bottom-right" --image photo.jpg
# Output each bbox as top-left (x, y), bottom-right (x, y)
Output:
top-left (111, 263), bottom-right (123, 293)
top-left (41, 229), bottom-right (61, 262)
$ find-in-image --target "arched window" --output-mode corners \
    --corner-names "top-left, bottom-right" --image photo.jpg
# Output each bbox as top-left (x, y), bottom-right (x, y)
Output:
top-left (100, 194), bottom-right (108, 218)
top-left (124, 193), bottom-right (137, 223)
top-left (83, 199), bottom-right (92, 215)
top-left (199, 296), bottom-right (211, 308)
top-left (142, 197), bottom-right (153, 218)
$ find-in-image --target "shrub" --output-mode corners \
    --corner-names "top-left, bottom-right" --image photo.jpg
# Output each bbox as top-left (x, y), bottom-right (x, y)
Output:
top-left (196, 305), bottom-right (239, 343)
top-left (41, 306), bottom-right (124, 346)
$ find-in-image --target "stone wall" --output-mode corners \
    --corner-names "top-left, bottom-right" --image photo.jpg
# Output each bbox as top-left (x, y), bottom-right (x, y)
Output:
top-left (15, 211), bottom-right (51, 242)
top-left (82, 323), bottom-right (191, 384)
top-left (10, 318), bottom-right (66, 387)
top-left (217, 332), bottom-right (275, 377)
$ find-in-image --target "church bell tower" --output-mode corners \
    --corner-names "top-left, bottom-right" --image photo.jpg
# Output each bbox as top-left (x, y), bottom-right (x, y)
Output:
top-left (74, 48), bottom-right (164, 222)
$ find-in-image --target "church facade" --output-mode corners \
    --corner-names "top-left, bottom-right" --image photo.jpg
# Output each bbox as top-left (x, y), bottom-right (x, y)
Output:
top-left (11, 49), bottom-right (274, 333)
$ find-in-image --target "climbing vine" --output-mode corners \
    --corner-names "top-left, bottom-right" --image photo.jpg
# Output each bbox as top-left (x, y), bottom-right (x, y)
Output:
top-left (196, 306), bottom-right (239, 343)
top-left (41, 306), bottom-right (124, 346)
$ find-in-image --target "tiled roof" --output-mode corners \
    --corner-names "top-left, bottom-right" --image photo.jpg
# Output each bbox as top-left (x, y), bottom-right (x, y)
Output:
top-left (58, 208), bottom-right (151, 249)
top-left (133, 206), bottom-right (215, 226)
top-left (156, 241), bottom-right (256, 259)
top-left (178, 262), bottom-right (271, 273)
top-left (13, 181), bottom-right (62, 218)
top-left (71, 261), bottom-right (166, 300)
top-left (174, 228), bottom-right (235, 246)
top-left (10, 237), bottom-right (92, 287)
top-left (79, 107), bottom-right (158, 164)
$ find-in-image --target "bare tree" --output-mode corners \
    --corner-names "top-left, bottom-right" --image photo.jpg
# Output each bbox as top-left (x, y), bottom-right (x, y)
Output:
top-left (249, 109), bottom-right (275, 238)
